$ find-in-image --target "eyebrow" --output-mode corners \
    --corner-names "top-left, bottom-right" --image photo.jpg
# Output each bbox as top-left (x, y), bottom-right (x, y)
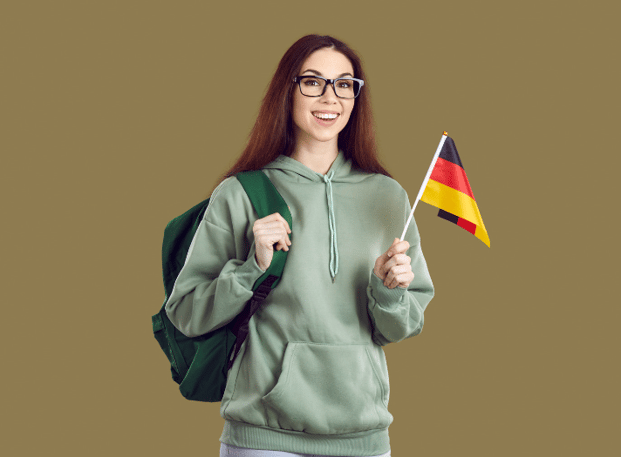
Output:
top-left (301, 69), bottom-right (354, 78)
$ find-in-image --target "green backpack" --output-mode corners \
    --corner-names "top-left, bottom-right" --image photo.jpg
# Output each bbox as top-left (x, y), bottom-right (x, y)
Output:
top-left (151, 171), bottom-right (291, 402)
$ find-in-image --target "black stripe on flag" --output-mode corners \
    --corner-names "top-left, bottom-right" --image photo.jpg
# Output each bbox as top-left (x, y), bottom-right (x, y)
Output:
top-left (438, 209), bottom-right (459, 224)
top-left (439, 137), bottom-right (464, 170)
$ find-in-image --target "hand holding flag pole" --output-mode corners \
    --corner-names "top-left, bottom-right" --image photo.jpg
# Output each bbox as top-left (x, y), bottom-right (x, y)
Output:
top-left (400, 132), bottom-right (490, 247)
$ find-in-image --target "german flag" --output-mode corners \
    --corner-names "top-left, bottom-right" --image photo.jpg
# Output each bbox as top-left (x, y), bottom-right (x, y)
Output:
top-left (421, 135), bottom-right (490, 247)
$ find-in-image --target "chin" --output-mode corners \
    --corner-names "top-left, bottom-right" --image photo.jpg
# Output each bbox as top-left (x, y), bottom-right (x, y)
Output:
top-left (313, 132), bottom-right (339, 143)
top-left (295, 122), bottom-right (344, 147)
top-left (313, 126), bottom-right (346, 142)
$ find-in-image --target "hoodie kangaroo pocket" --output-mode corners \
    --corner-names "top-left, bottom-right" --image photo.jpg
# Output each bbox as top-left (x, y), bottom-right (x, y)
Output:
top-left (261, 342), bottom-right (392, 435)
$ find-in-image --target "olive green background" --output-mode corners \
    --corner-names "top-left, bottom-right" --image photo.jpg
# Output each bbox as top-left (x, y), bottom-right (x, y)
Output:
top-left (3, 0), bottom-right (618, 456)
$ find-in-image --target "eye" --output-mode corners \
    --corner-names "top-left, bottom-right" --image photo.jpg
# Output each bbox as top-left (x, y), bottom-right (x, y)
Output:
top-left (303, 77), bottom-right (321, 86)
top-left (337, 80), bottom-right (353, 88)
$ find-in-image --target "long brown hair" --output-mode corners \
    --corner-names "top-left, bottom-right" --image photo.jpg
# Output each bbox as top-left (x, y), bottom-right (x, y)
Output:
top-left (221, 34), bottom-right (390, 182)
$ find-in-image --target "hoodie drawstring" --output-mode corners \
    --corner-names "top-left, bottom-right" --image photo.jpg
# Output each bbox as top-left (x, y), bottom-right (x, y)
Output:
top-left (323, 170), bottom-right (339, 282)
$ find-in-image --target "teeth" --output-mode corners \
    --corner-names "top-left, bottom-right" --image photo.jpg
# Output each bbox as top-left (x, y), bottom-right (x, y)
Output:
top-left (313, 112), bottom-right (338, 120)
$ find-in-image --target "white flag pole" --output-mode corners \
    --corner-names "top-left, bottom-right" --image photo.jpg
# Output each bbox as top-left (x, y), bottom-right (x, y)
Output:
top-left (400, 131), bottom-right (449, 241)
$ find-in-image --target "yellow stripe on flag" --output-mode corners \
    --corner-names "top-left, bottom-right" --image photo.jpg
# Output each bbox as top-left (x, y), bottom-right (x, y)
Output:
top-left (421, 179), bottom-right (488, 233)
top-left (474, 225), bottom-right (490, 247)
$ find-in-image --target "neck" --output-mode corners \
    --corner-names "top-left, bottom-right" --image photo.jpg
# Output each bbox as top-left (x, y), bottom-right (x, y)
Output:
top-left (290, 136), bottom-right (339, 175)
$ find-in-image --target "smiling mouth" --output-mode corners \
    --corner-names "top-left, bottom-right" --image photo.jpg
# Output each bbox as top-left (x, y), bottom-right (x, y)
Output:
top-left (313, 112), bottom-right (339, 120)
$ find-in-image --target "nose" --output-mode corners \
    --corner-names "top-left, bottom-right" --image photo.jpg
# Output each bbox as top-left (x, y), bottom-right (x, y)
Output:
top-left (320, 82), bottom-right (338, 102)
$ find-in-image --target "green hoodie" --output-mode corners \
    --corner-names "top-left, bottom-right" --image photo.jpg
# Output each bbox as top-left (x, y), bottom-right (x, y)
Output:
top-left (165, 152), bottom-right (434, 456)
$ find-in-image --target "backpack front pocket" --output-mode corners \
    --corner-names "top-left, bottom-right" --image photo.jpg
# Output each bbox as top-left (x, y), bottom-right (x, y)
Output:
top-left (261, 342), bottom-right (392, 435)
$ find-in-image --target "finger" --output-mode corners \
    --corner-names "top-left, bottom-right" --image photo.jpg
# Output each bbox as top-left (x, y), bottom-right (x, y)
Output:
top-left (279, 214), bottom-right (292, 234)
top-left (379, 254), bottom-right (411, 277)
top-left (281, 230), bottom-right (291, 248)
top-left (387, 253), bottom-right (410, 267)
top-left (384, 264), bottom-right (412, 288)
top-left (376, 238), bottom-right (406, 278)
top-left (260, 226), bottom-right (291, 246)
top-left (379, 238), bottom-right (399, 258)
top-left (385, 238), bottom-right (399, 257)
top-left (374, 255), bottom-right (390, 280)
top-left (256, 231), bottom-right (289, 251)
top-left (259, 218), bottom-right (291, 242)
top-left (254, 221), bottom-right (290, 238)
top-left (393, 271), bottom-right (415, 288)
top-left (385, 271), bottom-right (402, 289)
top-left (254, 225), bottom-right (287, 241)
top-left (383, 266), bottom-right (398, 287)
top-left (264, 212), bottom-right (291, 234)
top-left (396, 271), bottom-right (415, 288)
top-left (255, 216), bottom-right (290, 233)
top-left (274, 237), bottom-right (290, 251)
top-left (379, 257), bottom-right (396, 278)
top-left (387, 240), bottom-right (410, 258)
top-left (376, 252), bottom-right (402, 279)
top-left (386, 277), bottom-right (399, 289)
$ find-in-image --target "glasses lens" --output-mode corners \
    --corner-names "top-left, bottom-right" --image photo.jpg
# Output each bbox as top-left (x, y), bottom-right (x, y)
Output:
top-left (299, 77), bottom-right (326, 96)
top-left (334, 79), bottom-right (360, 99)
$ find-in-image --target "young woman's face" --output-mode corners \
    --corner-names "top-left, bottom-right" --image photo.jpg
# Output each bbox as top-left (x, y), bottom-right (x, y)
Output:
top-left (292, 48), bottom-right (355, 149)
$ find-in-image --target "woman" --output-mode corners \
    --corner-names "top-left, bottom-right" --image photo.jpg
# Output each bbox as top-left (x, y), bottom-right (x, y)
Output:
top-left (165, 34), bottom-right (434, 457)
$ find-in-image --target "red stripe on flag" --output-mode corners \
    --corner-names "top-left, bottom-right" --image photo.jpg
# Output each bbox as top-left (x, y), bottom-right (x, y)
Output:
top-left (457, 217), bottom-right (477, 235)
top-left (430, 157), bottom-right (475, 199)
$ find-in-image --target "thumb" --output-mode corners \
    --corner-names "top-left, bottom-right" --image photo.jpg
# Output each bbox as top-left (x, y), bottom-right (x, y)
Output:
top-left (387, 238), bottom-right (400, 257)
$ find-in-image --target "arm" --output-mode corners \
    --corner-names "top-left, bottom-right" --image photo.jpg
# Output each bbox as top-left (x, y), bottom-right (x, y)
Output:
top-left (366, 196), bottom-right (435, 346)
top-left (164, 178), bottom-right (266, 338)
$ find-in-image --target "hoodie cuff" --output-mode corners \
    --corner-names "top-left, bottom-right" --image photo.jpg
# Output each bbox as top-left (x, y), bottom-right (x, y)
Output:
top-left (369, 272), bottom-right (407, 307)
top-left (235, 254), bottom-right (267, 291)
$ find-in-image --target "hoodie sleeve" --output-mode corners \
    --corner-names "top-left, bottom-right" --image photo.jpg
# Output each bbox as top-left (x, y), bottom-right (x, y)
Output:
top-left (164, 178), bottom-right (266, 338)
top-left (366, 193), bottom-right (435, 346)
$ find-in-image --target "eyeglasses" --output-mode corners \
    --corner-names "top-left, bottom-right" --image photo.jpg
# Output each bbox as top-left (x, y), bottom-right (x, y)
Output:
top-left (293, 75), bottom-right (365, 99)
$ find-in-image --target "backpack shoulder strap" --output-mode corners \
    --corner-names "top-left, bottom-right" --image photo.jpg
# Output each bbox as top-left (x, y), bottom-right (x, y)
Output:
top-left (236, 170), bottom-right (291, 290)
top-left (227, 170), bottom-right (292, 370)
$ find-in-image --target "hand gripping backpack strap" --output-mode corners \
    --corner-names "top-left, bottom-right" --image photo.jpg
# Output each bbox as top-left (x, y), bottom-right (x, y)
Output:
top-left (151, 170), bottom-right (291, 402)
top-left (228, 170), bottom-right (292, 370)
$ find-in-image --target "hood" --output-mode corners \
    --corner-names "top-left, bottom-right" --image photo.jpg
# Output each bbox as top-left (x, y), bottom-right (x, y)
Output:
top-left (262, 151), bottom-right (371, 184)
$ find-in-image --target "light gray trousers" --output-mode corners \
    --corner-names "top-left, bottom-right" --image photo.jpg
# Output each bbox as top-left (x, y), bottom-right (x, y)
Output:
top-left (219, 443), bottom-right (391, 457)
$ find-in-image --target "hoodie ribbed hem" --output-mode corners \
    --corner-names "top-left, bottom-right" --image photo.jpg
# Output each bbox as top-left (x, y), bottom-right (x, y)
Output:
top-left (220, 420), bottom-right (390, 457)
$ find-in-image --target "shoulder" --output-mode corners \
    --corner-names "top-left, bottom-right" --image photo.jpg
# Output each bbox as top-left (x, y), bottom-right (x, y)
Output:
top-left (204, 176), bottom-right (254, 225)
top-left (357, 172), bottom-right (409, 202)
top-left (377, 174), bottom-right (407, 193)
top-left (209, 176), bottom-right (244, 202)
